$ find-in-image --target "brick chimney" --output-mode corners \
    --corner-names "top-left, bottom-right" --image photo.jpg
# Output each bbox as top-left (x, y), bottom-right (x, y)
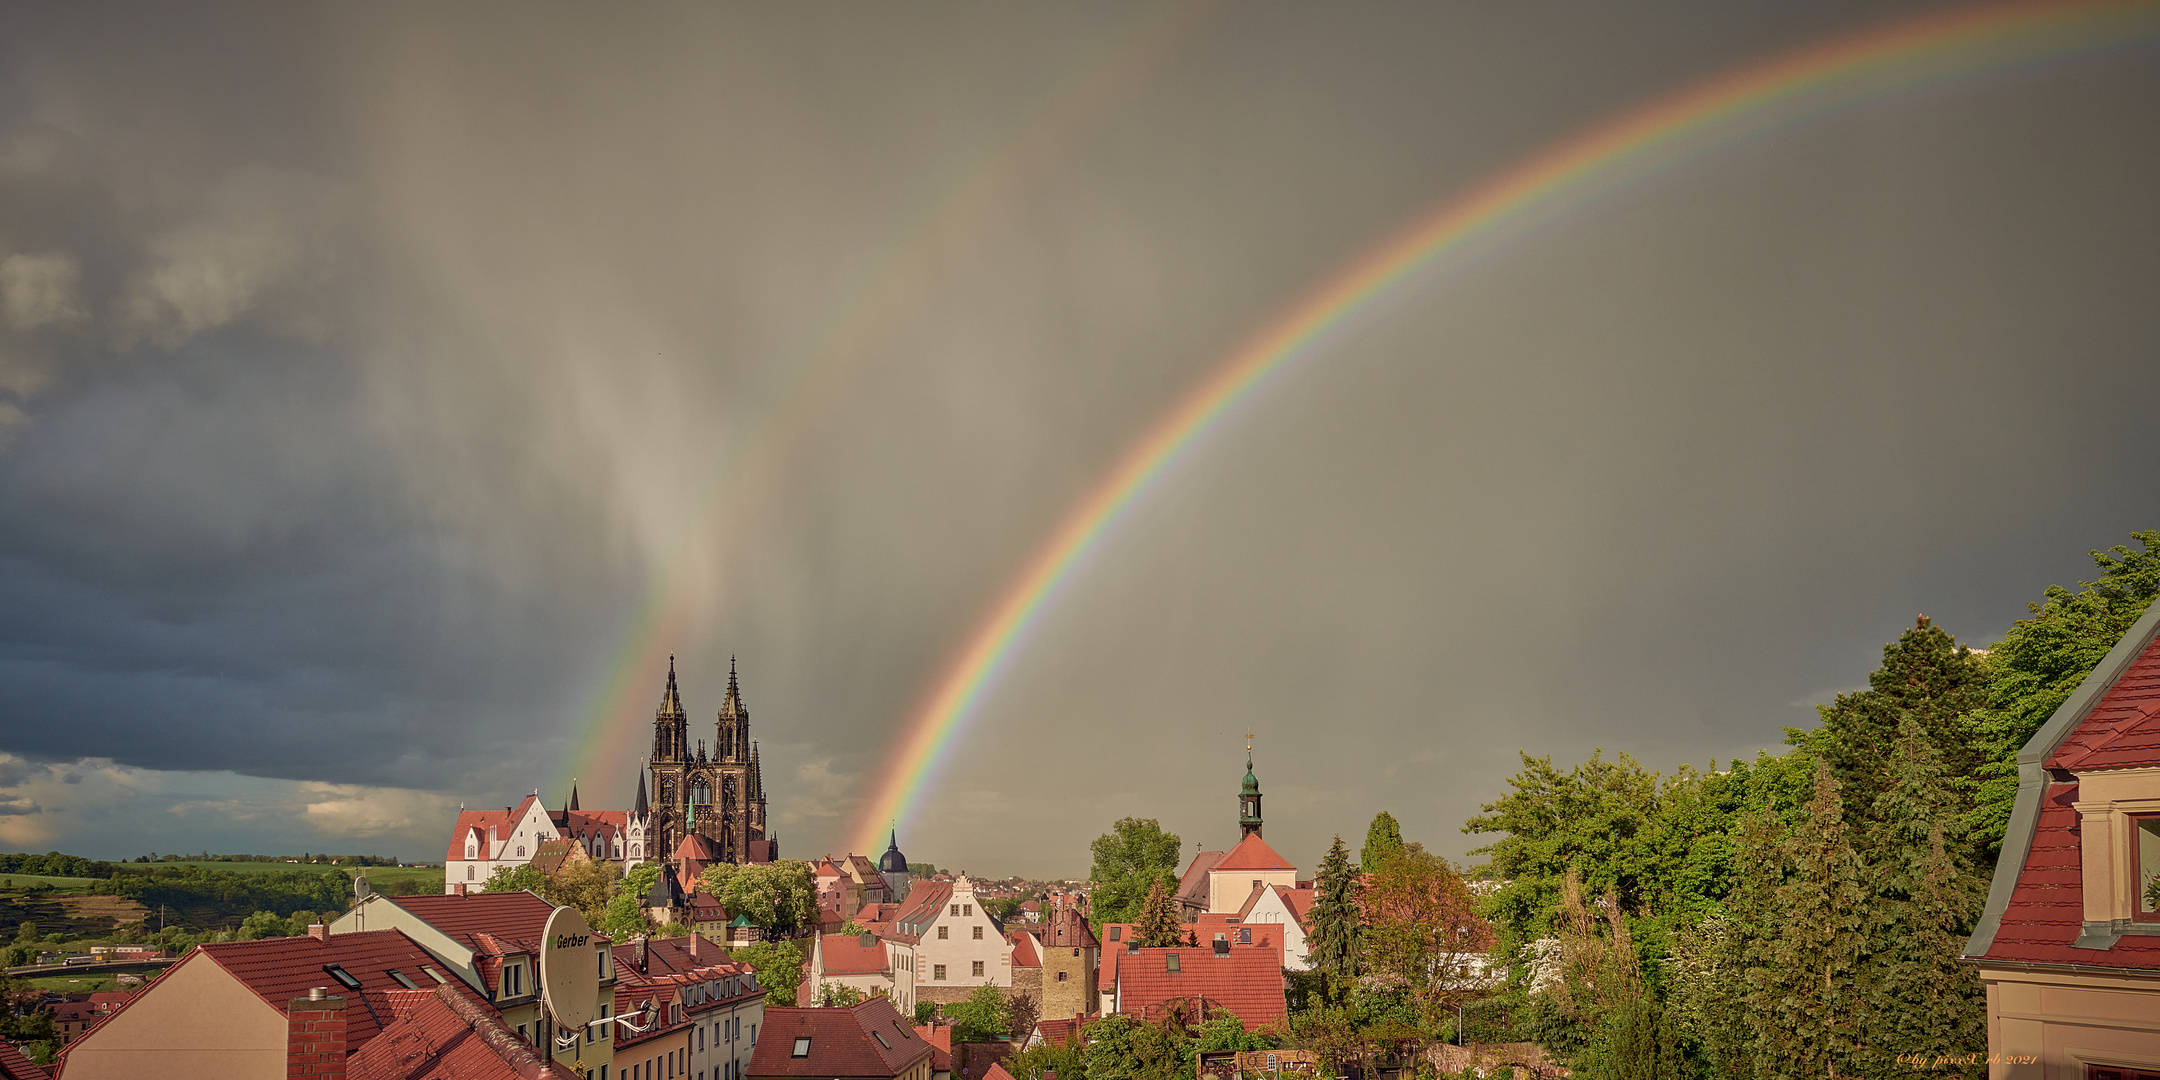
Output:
top-left (307, 924), bottom-right (329, 941)
top-left (287, 988), bottom-right (346, 1079)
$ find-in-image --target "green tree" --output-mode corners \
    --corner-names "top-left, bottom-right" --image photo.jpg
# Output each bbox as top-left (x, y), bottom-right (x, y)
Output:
top-left (481, 863), bottom-right (549, 895)
top-left (1543, 873), bottom-right (1674, 1080)
top-left (1463, 752), bottom-right (1661, 951)
top-left (545, 858), bottom-right (622, 929)
top-left (601, 862), bottom-right (662, 939)
top-left (1082, 1013), bottom-right (1189, 1080)
top-left (1009, 1021), bottom-right (1086, 1080)
top-left (1306, 835), bottom-right (1361, 994)
top-left (1857, 713), bottom-right (1986, 1076)
top-left (1192, 1009), bottom-right (1270, 1054)
top-left (1360, 812), bottom-right (1405, 870)
top-left (1360, 846), bottom-right (1491, 1028)
top-left (700, 861), bottom-right (819, 936)
top-left (1664, 912), bottom-right (1750, 1076)
top-left (1810, 615), bottom-right (1989, 862)
top-left (1970, 530), bottom-right (2160, 851)
top-left (818, 982), bottom-right (866, 1008)
top-left (1089, 818), bottom-right (1182, 931)
top-left (1741, 761), bottom-right (1867, 1080)
top-left (730, 938), bottom-right (805, 1007)
top-left (1133, 878), bottom-right (1183, 948)
top-left (946, 983), bottom-right (1011, 1042)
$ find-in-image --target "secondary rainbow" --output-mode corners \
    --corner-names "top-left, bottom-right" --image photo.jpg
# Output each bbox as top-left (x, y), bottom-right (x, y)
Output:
top-left (554, 0), bottom-right (1219, 802)
top-left (848, 0), bottom-right (2160, 852)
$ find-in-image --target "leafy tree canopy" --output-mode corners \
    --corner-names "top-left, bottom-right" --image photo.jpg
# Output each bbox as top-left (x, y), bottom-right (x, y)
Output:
top-left (946, 983), bottom-right (1011, 1042)
top-left (1360, 812), bottom-right (1404, 870)
top-left (1089, 818), bottom-right (1182, 931)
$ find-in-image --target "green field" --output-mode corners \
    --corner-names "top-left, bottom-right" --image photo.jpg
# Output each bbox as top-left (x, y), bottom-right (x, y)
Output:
top-left (0, 875), bottom-right (97, 890)
top-left (18, 972), bottom-right (129, 993)
top-left (133, 862), bottom-right (442, 890)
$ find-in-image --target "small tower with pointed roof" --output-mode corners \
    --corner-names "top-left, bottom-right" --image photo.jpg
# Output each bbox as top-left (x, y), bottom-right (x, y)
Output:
top-left (1239, 734), bottom-right (1264, 840)
top-left (878, 829), bottom-right (911, 900)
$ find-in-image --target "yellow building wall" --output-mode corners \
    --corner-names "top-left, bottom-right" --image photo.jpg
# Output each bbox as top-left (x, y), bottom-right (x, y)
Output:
top-left (60, 953), bottom-right (291, 1080)
top-left (1983, 965), bottom-right (2160, 1080)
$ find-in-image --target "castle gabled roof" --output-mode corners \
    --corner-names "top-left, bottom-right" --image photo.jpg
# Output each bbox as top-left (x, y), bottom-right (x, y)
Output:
top-left (1174, 851), bottom-right (1223, 909)
top-left (1212, 832), bottom-right (1294, 873)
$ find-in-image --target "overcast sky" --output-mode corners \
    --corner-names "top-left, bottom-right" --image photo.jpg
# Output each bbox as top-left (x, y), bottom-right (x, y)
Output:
top-left (1, 2), bottom-right (2156, 877)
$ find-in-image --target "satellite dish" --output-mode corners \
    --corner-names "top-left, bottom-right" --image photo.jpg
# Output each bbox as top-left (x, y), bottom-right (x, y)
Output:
top-left (353, 873), bottom-right (373, 900)
top-left (539, 905), bottom-right (602, 1034)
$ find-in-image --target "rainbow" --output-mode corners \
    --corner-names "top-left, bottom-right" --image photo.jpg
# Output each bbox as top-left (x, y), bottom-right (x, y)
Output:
top-left (555, 0), bottom-right (1219, 803)
top-left (847, 0), bottom-right (2160, 852)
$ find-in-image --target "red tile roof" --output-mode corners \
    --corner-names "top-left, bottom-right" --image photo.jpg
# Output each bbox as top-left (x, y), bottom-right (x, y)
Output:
top-left (984, 1063), bottom-right (1017, 1080)
top-left (1973, 781), bottom-right (2160, 969)
top-left (389, 890), bottom-right (558, 956)
top-left (893, 881), bottom-right (954, 934)
top-left (913, 1024), bottom-right (952, 1071)
top-left (0, 1038), bottom-right (49, 1080)
top-left (819, 934), bottom-right (893, 976)
top-left (1006, 932), bottom-right (1039, 969)
top-left (610, 936), bottom-right (763, 1051)
top-left (2047, 632), bottom-right (2160, 771)
top-left (348, 986), bottom-right (576, 1080)
top-left (1028, 1018), bottom-right (1083, 1049)
top-left (195, 930), bottom-right (486, 1047)
top-left (749, 999), bottom-right (931, 1078)
top-left (1174, 853), bottom-right (1223, 909)
top-left (1194, 914), bottom-right (1278, 953)
top-left (444, 796), bottom-right (540, 862)
top-left (1211, 834), bottom-right (1294, 874)
top-left (1115, 947), bottom-right (1286, 1031)
top-left (1972, 603), bottom-right (2160, 969)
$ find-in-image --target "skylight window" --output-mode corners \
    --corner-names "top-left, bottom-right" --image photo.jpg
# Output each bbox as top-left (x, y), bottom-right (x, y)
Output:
top-left (323, 964), bottom-right (363, 990)
top-left (1165, 953), bottom-right (1180, 973)
top-left (873, 1030), bottom-right (892, 1049)
top-left (387, 969), bottom-right (419, 989)
top-left (792, 1037), bottom-right (813, 1058)
top-left (419, 965), bottom-right (448, 984)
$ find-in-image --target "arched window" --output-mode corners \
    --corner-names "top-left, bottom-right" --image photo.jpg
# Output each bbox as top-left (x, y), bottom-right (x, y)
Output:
top-left (467, 865), bottom-right (475, 880)
top-left (466, 841), bottom-right (477, 859)
top-left (693, 779), bottom-right (711, 804)
top-left (517, 845), bottom-right (526, 858)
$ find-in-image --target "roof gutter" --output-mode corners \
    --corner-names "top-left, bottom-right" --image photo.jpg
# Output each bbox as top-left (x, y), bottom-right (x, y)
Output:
top-left (1962, 954), bottom-right (2160, 981)
top-left (1963, 597), bottom-right (2160, 960)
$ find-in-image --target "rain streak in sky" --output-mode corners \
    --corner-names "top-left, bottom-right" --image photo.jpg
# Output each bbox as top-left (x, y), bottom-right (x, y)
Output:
top-left (0, 2), bottom-right (2157, 876)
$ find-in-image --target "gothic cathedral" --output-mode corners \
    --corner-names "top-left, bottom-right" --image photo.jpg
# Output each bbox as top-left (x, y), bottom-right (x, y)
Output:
top-left (644, 657), bottom-right (771, 863)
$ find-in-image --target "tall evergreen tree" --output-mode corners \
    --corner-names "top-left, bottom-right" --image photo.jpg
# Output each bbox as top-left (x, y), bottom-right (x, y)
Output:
top-left (1859, 713), bottom-right (1986, 1075)
top-left (1307, 835), bottom-right (1362, 993)
top-left (1743, 761), bottom-right (1867, 1080)
top-left (1134, 877), bottom-right (1183, 948)
top-left (1361, 811), bottom-right (1405, 870)
top-left (1813, 616), bottom-right (1988, 860)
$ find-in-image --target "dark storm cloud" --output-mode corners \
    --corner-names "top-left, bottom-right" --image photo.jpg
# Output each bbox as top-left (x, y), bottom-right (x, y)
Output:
top-left (0, 1), bottom-right (2155, 866)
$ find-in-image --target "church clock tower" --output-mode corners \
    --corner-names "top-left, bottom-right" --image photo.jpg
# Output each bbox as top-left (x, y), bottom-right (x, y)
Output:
top-left (1239, 735), bottom-right (1263, 839)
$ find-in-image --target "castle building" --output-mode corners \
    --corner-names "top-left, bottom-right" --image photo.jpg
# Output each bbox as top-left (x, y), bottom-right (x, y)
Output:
top-left (647, 656), bottom-right (776, 864)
